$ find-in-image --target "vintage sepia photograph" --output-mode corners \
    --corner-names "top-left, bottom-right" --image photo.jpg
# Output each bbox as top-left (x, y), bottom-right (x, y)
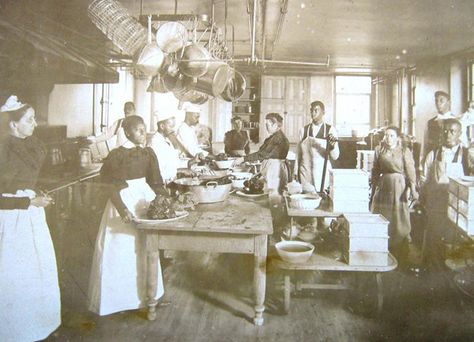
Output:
top-left (1, 0), bottom-right (474, 340)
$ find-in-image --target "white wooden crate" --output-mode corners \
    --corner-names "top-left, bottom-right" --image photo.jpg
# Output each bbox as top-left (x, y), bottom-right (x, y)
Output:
top-left (448, 192), bottom-right (458, 210)
top-left (332, 199), bottom-right (369, 213)
top-left (447, 205), bottom-right (457, 225)
top-left (449, 177), bottom-right (474, 202)
top-left (341, 213), bottom-right (389, 237)
top-left (457, 213), bottom-right (474, 235)
top-left (330, 186), bottom-right (370, 201)
top-left (329, 169), bottom-right (369, 188)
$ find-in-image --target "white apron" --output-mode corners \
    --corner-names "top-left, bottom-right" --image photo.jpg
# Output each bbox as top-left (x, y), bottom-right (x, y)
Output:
top-left (298, 124), bottom-right (332, 191)
top-left (261, 159), bottom-right (288, 195)
top-left (426, 147), bottom-right (465, 241)
top-left (88, 178), bottom-right (164, 316)
top-left (0, 190), bottom-right (61, 342)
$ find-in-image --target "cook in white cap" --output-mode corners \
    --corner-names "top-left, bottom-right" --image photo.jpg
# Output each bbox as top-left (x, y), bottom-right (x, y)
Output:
top-left (176, 103), bottom-right (209, 160)
top-left (148, 110), bottom-right (184, 183)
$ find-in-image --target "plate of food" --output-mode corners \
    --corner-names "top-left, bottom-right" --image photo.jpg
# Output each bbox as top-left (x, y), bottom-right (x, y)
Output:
top-left (133, 211), bottom-right (189, 225)
top-left (236, 190), bottom-right (268, 199)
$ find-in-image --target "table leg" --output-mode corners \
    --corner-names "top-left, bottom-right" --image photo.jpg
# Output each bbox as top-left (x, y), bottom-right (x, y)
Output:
top-left (283, 273), bottom-right (291, 314)
top-left (253, 235), bottom-right (267, 326)
top-left (375, 273), bottom-right (383, 313)
top-left (146, 250), bottom-right (160, 321)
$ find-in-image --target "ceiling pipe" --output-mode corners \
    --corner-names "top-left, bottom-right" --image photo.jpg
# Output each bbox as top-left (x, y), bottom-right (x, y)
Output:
top-left (251, 0), bottom-right (257, 61)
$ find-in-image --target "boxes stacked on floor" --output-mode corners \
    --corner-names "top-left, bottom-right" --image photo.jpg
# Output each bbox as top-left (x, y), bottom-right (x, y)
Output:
top-left (448, 177), bottom-right (474, 236)
top-left (340, 213), bottom-right (390, 266)
top-left (329, 169), bottom-right (370, 212)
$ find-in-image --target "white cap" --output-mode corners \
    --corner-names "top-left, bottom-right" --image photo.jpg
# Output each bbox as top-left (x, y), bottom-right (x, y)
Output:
top-left (154, 110), bottom-right (175, 123)
top-left (1, 95), bottom-right (25, 112)
top-left (182, 102), bottom-right (201, 113)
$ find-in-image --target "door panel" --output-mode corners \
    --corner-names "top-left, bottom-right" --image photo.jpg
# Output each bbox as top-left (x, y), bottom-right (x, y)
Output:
top-left (285, 77), bottom-right (308, 143)
top-left (261, 76), bottom-right (285, 99)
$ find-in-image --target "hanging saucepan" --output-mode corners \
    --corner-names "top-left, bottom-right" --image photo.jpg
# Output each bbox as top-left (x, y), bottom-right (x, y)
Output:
top-left (173, 88), bottom-right (210, 105)
top-left (159, 71), bottom-right (187, 93)
top-left (186, 61), bottom-right (232, 97)
top-left (219, 69), bottom-right (246, 102)
top-left (136, 42), bottom-right (164, 76)
top-left (156, 22), bottom-right (188, 53)
top-left (135, 15), bottom-right (164, 76)
top-left (147, 74), bottom-right (167, 93)
top-left (177, 43), bottom-right (211, 78)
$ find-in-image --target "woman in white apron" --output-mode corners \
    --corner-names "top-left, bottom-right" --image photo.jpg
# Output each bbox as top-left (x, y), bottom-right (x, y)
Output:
top-left (0, 96), bottom-right (61, 341)
top-left (297, 101), bottom-right (339, 192)
top-left (88, 115), bottom-right (168, 316)
top-left (371, 126), bottom-right (418, 268)
top-left (422, 118), bottom-right (469, 255)
top-left (237, 113), bottom-right (290, 195)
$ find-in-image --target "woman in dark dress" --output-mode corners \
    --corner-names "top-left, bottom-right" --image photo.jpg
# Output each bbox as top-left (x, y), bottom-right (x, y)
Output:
top-left (224, 116), bottom-right (250, 156)
top-left (88, 115), bottom-right (168, 316)
top-left (371, 126), bottom-right (419, 267)
top-left (0, 95), bottom-right (61, 341)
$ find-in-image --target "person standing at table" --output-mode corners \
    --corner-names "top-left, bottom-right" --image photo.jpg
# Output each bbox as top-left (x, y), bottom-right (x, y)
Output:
top-left (422, 118), bottom-right (471, 263)
top-left (224, 116), bottom-right (250, 157)
top-left (0, 95), bottom-right (61, 341)
top-left (297, 100), bottom-right (339, 192)
top-left (176, 103), bottom-right (209, 160)
top-left (236, 112), bottom-right (289, 195)
top-left (89, 101), bottom-right (137, 150)
top-left (422, 91), bottom-right (457, 159)
top-left (88, 115), bottom-right (168, 316)
top-left (371, 126), bottom-right (418, 268)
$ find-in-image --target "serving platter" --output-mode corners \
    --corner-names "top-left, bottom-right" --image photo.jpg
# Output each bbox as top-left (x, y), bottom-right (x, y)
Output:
top-left (235, 190), bottom-right (268, 199)
top-left (133, 211), bottom-right (189, 225)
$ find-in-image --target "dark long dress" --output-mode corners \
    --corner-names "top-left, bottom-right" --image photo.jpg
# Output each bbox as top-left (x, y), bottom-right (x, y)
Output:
top-left (371, 143), bottom-right (416, 260)
top-left (0, 136), bottom-right (61, 341)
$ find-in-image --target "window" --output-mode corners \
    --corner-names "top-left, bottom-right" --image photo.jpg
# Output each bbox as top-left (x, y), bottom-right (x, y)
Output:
top-left (335, 75), bottom-right (372, 137)
top-left (470, 61), bottom-right (474, 102)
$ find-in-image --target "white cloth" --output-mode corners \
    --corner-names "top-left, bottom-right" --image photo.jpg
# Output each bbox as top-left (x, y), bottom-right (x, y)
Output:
top-left (88, 178), bottom-right (164, 316)
top-left (0, 190), bottom-right (61, 342)
top-left (423, 144), bottom-right (465, 184)
top-left (149, 132), bottom-right (180, 183)
top-left (458, 110), bottom-right (474, 146)
top-left (261, 159), bottom-right (288, 195)
top-left (176, 122), bottom-right (208, 157)
top-left (297, 123), bottom-right (339, 191)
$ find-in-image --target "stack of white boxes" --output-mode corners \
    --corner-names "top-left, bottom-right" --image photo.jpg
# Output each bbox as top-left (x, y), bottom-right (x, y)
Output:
top-left (448, 177), bottom-right (474, 236)
top-left (329, 169), bottom-right (370, 212)
top-left (340, 213), bottom-right (390, 266)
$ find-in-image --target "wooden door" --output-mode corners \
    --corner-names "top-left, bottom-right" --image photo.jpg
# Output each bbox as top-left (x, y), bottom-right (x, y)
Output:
top-left (285, 77), bottom-right (308, 143)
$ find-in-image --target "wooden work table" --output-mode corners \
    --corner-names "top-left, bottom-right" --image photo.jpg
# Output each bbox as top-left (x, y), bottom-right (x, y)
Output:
top-left (135, 195), bottom-right (273, 326)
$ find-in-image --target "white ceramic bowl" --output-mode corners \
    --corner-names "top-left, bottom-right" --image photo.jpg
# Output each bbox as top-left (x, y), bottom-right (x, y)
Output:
top-left (214, 158), bottom-right (236, 169)
top-left (230, 172), bottom-right (253, 189)
top-left (275, 241), bottom-right (315, 264)
top-left (289, 194), bottom-right (322, 210)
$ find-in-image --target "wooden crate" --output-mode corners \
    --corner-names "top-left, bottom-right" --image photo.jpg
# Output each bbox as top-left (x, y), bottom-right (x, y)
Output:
top-left (332, 199), bottom-right (369, 213)
top-left (341, 213), bottom-right (389, 237)
top-left (329, 169), bottom-right (369, 188)
top-left (457, 213), bottom-right (474, 235)
top-left (343, 235), bottom-right (389, 252)
top-left (448, 192), bottom-right (458, 210)
top-left (447, 205), bottom-right (457, 225)
top-left (449, 177), bottom-right (474, 202)
top-left (330, 186), bottom-right (370, 201)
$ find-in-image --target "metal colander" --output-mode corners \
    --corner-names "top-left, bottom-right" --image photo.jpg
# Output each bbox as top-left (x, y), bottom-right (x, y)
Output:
top-left (88, 0), bottom-right (147, 57)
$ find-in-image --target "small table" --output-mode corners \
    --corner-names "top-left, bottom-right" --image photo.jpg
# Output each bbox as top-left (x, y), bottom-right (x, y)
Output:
top-left (273, 251), bottom-right (397, 313)
top-left (135, 195), bottom-right (273, 326)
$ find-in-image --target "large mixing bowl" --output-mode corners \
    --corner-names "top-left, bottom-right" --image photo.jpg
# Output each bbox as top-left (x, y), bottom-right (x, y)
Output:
top-left (230, 172), bottom-right (253, 189)
top-left (275, 241), bottom-right (315, 264)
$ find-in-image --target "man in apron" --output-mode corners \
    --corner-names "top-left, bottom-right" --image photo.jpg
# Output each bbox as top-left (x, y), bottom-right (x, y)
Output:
top-left (422, 118), bottom-right (471, 265)
top-left (297, 100), bottom-right (339, 193)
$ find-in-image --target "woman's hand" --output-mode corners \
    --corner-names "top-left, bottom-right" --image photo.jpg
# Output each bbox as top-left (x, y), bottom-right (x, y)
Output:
top-left (410, 189), bottom-right (419, 202)
top-left (30, 195), bottom-right (54, 208)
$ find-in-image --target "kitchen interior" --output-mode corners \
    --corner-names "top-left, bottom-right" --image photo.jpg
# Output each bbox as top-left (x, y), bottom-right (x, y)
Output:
top-left (2, 0), bottom-right (474, 340)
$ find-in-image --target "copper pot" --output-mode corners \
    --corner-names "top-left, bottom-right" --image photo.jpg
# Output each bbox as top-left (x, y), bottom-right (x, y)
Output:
top-left (219, 69), bottom-right (246, 102)
top-left (178, 43), bottom-right (211, 77)
top-left (156, 22), bottom-right (188, 53)
top-left (186, 61), bottom-right (232, 97)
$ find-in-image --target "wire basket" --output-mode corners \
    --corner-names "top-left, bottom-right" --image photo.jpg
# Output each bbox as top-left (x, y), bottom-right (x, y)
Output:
top-left (88, 0), bottom-right (147, 57)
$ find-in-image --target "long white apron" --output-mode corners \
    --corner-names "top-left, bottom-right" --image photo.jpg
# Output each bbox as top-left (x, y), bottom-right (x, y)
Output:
top-left (0, 190), bottom-right (61, 342)
top-left (426, 151), bottom-right (465, 241)
top-left (88, 178), bottom-right (164, 316)
top-left (299, 135), bottom-right (332, 191)
top-left (261, 159), bottom-right (288, 195)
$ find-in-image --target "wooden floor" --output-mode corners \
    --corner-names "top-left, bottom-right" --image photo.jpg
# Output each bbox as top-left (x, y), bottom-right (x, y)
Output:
top-left (43, 189), bottom-right (474, 341)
